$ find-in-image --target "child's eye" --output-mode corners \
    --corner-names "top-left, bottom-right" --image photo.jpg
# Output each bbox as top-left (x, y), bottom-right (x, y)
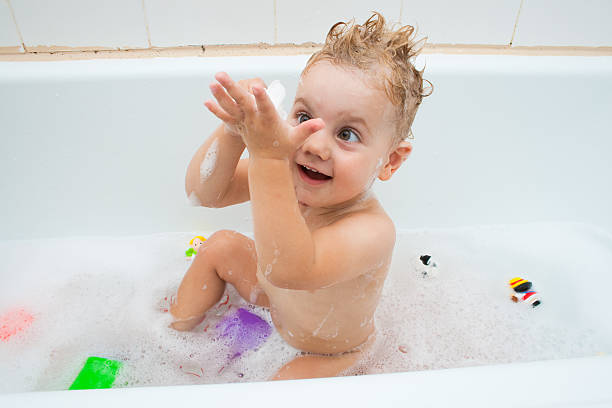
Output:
top-left (297, 113), bottom-right (311, 124)
top-left (338, 128), bottom-right (360, 143)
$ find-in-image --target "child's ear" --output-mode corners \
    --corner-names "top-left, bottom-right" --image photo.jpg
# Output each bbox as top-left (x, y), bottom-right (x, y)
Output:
top-left (378, 141), bottom-right (412, 181)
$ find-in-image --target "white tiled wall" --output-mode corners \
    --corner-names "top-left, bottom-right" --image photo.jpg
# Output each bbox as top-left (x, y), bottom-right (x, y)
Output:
top-left (513, 0), bottom-right (612, 47)
top-left (0, 0), bottom-right (22, 51)
top-left (401, 0), bottom-right (520, 45)
top-left (0, 0), bottom-right (611, 52)
top-left (145, 0), bottom-right (274, 46)
top-left (276, 0), bottom-right (401, 44)
top-left (9, 0), bottom-right (148, 50)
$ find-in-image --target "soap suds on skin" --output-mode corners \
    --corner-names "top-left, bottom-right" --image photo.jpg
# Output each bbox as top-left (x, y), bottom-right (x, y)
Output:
top-left (188, 191), bottom-right (201, 207)
top-left (312, 305), bottom-right (335, 337)
top-left (198, 81), bottom-right (283, 184)
top-left (249, 286), bottom-right (262, 304)
top-left (264, 264), bottom-right (273, 277)
top-left (200, 138), bottom-right (219, 183)
top-left (365, 157), bottom-right (385, 190)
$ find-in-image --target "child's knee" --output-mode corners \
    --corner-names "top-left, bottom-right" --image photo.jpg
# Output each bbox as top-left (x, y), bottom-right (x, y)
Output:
top-left (198, 229), bottom-right (236, 263)
top-left (208, 229), bottom-right (239, 251)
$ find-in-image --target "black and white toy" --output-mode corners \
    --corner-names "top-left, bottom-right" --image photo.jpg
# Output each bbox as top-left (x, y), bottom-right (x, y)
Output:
top-left (418, 255), bottom-right (439, 278)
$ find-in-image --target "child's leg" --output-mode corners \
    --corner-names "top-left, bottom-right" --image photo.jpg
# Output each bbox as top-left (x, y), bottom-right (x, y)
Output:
top-left (269, 352), bottom-right (362, 381)
top-left (170, 230), bottom-right (269, 331)
top-left (269, 333), bottom-right (376, 381)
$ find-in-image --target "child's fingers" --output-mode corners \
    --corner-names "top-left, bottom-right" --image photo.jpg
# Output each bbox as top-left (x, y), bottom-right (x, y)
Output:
top-left (252, 86), bottom-right (277, 121)
top-left (247, 78), bottom-right (267, 93)
top-left (291, 118), bottom-right (325, 146)
top-left (210, 83), bottom-right (241, 118)
top-left (215, 72), bottom-right (255, 116)
top-left (204, 100), bottom-right (234, 123)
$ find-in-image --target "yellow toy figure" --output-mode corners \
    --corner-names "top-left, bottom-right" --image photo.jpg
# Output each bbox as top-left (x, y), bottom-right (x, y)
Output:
top-left (509, 277), bottom-right (542, 308)
top-left (185, 236), bottom-right (206, 260)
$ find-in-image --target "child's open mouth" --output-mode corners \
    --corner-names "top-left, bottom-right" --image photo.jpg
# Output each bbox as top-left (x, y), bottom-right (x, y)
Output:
top-left (297, 164), bottom-right (332, 185)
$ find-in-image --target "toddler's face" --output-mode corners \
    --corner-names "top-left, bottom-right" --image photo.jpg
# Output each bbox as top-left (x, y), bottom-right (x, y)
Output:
top-left (288, 60), bottom-right (398, 209)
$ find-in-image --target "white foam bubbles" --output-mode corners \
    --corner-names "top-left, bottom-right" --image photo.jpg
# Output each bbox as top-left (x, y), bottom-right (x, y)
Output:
top-left (200, 138), bottom-right (219, 183)
top-left (188, 191), bottom-right (201, 207)
top-left (0, 233), bottom-right (300, 392)
top-left (1, 223), bottom-right (611, 392)
top-left (347, 222), bottom-right (612, 376)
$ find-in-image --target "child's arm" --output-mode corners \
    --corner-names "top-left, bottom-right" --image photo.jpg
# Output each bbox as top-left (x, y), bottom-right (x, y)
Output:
top-left (249, 158), bottom-right (395, 289)
top-left (185, 124), bottom-right (249, 208)
top-left (212, 72), bottom-right (394, 290)
top-left (186, 77), bottom-right (266, 208)
top-left (248, 156), bottom-right (315, 285)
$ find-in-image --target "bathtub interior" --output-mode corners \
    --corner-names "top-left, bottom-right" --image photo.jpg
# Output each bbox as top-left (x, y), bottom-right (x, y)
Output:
top-left (1, 54), bottom-right (612, 402)
top-left (1, 223), bottom-right (612, 393)
top-left (2, 54), bottom-right (612, 240)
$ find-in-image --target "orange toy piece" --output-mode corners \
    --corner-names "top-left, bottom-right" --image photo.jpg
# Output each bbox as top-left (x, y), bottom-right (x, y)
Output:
top-left (0, 308), bottom-right (34, 342)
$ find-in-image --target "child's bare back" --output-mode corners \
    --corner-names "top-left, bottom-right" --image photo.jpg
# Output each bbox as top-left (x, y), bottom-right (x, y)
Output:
top-left (170, 11), bottom-right (431, 380)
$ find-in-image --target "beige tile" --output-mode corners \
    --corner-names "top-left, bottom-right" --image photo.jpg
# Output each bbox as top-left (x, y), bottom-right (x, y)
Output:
top-left (145, 0), bottom-right (274, 46)
top-left (402, 0), bottom-right (521, 45)
top-left (11, 0), bottom-right (148, 50)
top-left (513, 0), bottom-right (612, 46)
top-left (276, 0), bottom-right (401, 44)
top-left (0, 0), bottom-right (23, 51)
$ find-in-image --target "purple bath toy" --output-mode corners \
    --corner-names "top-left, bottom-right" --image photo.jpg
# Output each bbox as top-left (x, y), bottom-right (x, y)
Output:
top-left (215, 308), bottom-right (272, 360)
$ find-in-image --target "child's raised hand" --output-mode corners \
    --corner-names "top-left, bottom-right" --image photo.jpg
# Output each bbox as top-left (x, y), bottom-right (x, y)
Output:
top-left (204, 76), bottom-right (266, 138)
top-left (209, 72), bottom-right (324, 160)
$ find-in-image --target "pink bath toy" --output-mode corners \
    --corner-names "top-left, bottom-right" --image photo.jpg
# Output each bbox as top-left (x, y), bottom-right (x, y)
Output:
top-left (0, 308), bottom-right (34, 342)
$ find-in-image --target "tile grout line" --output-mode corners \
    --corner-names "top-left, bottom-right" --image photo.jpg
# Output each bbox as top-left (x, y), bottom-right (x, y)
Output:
top-left (141, 0), bottom-right (152, 48)
top-left (273, 0), bottom-right (278, 44)
top-left (5, 0), bottom-right (27, 52)
top-left (399, 0), bottom-right (403, 23)
top-left (2, 43), bottom-right (612, 61)
top-left (510, 0), bottom-right (524, 46)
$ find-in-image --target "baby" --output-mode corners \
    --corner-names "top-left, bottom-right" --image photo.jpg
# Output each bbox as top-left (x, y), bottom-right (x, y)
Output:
top-left (171, 11), bottom-right (431, 380)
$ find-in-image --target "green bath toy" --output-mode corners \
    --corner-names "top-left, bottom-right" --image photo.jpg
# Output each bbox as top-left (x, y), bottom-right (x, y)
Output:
top-left (69, 356), bottom-right (122, 390)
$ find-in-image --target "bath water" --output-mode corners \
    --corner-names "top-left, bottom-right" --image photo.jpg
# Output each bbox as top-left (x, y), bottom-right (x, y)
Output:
top-left (1, 222), bottom-right (611, 393)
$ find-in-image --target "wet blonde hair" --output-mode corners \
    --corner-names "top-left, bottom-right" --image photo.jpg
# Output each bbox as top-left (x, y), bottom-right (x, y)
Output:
top-left (303, 11), bottom-right (433, 146)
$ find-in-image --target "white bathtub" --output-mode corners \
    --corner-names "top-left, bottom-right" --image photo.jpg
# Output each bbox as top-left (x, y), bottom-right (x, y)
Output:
top-left (1, 54), bottom-right (612, 407)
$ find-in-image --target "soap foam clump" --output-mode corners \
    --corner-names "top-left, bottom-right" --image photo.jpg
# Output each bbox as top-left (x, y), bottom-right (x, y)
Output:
top-left (200, 138), bottom-right (219, 183)
top-left (0, 223), bottom-right (611, 393)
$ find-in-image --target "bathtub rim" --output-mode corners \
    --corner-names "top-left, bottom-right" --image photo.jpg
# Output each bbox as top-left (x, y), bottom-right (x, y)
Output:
top-left (1, 53), bottom-right (611, 82)
top-left (1, 355), bottom-right (611, 407)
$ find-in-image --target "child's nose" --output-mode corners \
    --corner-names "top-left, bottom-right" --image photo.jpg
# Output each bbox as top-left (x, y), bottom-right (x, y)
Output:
top-left (301, 128), bottom-right (331, 161)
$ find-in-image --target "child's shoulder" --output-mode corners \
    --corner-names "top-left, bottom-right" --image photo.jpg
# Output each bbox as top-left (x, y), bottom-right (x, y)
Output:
top-left (316, 200), bottom-right (396, 251)
top-left (340, 204), bottom-right (394, 238)
top-left (306, 202), bottom-right (395, 288)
